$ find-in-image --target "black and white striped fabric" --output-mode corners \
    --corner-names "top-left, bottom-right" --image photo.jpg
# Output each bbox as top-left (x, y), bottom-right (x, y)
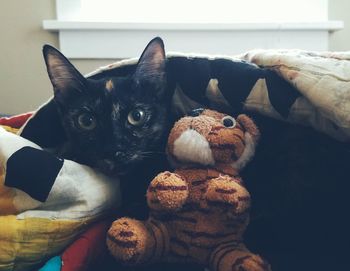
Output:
top-left (87, 50), bottom-right (350, 142)
top-left (21, 50), bottom-right (350, 144)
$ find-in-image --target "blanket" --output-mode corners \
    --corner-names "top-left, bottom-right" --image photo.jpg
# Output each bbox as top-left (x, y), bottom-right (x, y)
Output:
top-left (20, 50), bottom-right (350, 149)
top-left (2, 48), bottom-right (349, 270)
top-left (0, 124), bottom-right (121, 271)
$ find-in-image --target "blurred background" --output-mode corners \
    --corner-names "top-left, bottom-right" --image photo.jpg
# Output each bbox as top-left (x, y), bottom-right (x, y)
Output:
top-left (0, 0), bottom-right (349, 114)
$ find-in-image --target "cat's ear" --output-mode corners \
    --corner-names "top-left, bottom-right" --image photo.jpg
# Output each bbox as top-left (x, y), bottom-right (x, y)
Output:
top-left (43, 45), bottom-right (87, 105)
top-left (134, 37), bottom-right (166, 84)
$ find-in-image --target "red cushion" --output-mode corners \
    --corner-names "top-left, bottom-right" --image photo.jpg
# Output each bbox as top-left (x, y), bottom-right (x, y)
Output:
top-left (61, 220), bottom-right (112, 271)
top-left (0, 112), bottom-right (33, 128)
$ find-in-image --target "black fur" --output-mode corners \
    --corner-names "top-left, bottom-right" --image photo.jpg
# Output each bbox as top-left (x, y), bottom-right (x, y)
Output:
top-left (43, 38), bottom-right (173, 178)
top-left (242, 114), bottom-right (350, 271)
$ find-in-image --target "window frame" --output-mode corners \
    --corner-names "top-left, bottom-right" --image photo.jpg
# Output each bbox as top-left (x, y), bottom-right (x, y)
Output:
top-left (43, 0), bottom-right (344, 59)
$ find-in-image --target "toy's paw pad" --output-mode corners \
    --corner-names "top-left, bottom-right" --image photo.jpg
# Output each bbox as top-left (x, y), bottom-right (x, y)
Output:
top-left (232, 255), bottom-right (271, 271)
top-left (205, 176), bottom-right (250, 214)
top-left (147, 171), bottom-right (188, 211)
top-left (106, 218), bottom-right (149, 265)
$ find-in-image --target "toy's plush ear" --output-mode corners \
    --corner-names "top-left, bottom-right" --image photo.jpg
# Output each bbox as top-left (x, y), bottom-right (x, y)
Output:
top-left (43, 45), bottom-right (87, 106)
top-left (231, 114), bottom-right (260, 171)
top-left (237, 114), bottom-right (260, 143)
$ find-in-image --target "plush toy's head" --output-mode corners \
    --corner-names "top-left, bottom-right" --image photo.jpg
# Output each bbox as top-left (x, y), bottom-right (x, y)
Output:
top-left (167, 109), bottom-right (260, 170)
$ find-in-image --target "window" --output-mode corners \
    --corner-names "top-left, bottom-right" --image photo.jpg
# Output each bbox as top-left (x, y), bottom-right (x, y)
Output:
top-left (43, 0), bottom-right (343, 59)
top-left (79, 0), bottom-right (328, 23)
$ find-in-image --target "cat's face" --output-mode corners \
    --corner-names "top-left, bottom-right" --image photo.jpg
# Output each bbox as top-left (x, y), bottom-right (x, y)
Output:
top-left (43, 38), bottom-right (171, 175)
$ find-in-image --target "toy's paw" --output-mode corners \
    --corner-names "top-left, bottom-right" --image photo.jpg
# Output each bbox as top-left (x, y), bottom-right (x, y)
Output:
top-left (106, 218), bottom-right (152, 265)
top-left (232, 255), bottom-right (271, 271)
top-left (147, 171), bottom-right (189, 211)
top-left (205, 176), bottom-right (250, 215)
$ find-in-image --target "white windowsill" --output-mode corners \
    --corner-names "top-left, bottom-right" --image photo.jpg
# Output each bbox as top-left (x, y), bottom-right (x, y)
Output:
top-left (43, 21), bottom-right (343, 31)
top-left (42, 20), bottom-right (344, 59)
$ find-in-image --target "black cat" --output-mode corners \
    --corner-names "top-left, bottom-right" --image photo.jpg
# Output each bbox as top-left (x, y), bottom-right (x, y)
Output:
top-left (43, 37), bottom-right (172, 177)
top-left (43, 38), bottom-right (178, 224)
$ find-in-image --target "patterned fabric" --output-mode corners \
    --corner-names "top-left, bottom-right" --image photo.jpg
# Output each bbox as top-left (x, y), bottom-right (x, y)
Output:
top-left (240, 50), bottom-right (350, 142)
top-left (0, 113), bottom-right (33, 129)
top-left (94, 51), bottom-right (349, 142)
top-left (0, 126), bottom-right (121, 271)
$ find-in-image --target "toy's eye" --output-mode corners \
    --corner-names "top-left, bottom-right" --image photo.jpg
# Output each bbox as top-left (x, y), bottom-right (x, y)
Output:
top-left (77, 113), bottom-right (97, 130)
top-left (189, 108), bottom-right (204, 117)
top-left (127, 109), bottom-right (146, 126)
top-left (222, 116), bottom-right (236, 128)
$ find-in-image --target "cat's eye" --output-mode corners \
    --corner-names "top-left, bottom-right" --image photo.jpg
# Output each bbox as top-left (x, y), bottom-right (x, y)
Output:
top-left (127, 109), bottom-right (146, 126)
top-left (77, 113), bottom-right (97, 130)
top-left (222, 116), bottom-right (236, 128)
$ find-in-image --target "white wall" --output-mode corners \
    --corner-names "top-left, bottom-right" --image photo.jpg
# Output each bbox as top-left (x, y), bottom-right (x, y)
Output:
top-left (0, 0), bottom-right (115, 115)
top-left (329, 0), bottom-right (350, 51)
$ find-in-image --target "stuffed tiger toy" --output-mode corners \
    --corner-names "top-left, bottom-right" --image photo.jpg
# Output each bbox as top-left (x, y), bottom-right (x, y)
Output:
top-left (107, 109), bottom-right (271, 271)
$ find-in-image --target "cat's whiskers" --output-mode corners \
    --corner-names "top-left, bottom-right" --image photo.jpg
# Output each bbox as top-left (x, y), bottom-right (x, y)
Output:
top-left (135, 150), bottom-right (165, 160)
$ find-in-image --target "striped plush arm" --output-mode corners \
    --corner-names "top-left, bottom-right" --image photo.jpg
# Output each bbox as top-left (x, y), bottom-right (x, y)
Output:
top-left (205, 175), bottom-right (251, 217)
top-left (147, 171), bottom-right (189, 211)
